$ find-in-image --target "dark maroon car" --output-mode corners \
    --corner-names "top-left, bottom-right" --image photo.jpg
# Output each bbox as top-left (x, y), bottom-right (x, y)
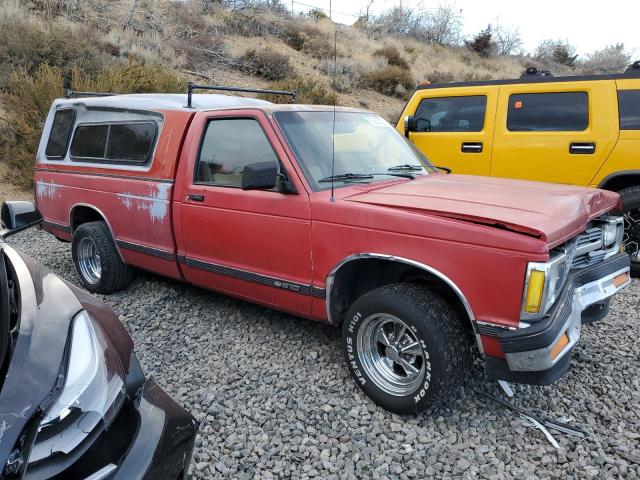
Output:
top-left (0, 201), bottom-right (197, 479)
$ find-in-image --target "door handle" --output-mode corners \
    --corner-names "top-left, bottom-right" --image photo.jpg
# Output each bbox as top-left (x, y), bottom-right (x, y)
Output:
top-left (187, 194), bottom-right (204, 202)
top-left (461, 142), bottom-right (483, 153)
top-left (569, 142), bottom-right (596, 154)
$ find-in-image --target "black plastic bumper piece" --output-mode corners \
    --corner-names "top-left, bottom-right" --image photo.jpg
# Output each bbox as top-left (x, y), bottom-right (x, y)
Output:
top-left (498, 253), bottom-right (629, 353)
top-left (485, 351), bottom-right (572, 386)
top-left (581, 301), bottom-right (610, 324)
top-left (113, 377), bottom-right (198, 480)
top-left (25, 376), bottom-right (197, 480)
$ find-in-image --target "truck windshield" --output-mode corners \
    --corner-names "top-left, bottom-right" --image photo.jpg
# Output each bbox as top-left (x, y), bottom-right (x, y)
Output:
top-left (274, 111), bottom-right (436, 190)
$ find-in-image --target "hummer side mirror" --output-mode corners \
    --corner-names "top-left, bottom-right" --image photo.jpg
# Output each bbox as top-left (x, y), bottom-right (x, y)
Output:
top-left (404, 115), bottom-right (416, 137)
top-left (404, 116), bottom-right (430, 137)
top-left (0, 201), bottom-right (43, 238)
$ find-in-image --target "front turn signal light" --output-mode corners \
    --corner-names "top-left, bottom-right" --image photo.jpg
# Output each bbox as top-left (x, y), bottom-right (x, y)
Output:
top-left (524, 270), bottom-right (545, 313)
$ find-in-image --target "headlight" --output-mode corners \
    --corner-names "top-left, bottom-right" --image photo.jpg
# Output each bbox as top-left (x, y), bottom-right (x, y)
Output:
top-left (28, 310), bottom-right (126, 464)
top-left (521, 251), bottom-right (568, 320)
top-left (600, 217), bottom-right (624, 249)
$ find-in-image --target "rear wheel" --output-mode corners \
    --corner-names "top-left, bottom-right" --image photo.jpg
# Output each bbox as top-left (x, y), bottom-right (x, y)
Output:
top-left (342, 283), bottom-right (472, 415)
top-left (72, 222), bottom-right (132, 293)
top-left (619, 186), bottom-right (640, 276)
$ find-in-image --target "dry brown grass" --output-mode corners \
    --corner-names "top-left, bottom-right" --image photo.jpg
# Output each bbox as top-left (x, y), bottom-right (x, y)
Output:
top-left (0, 0), bottom-right (542, 188)
top-left (240, 48), bottom-right (293, 81)
top-left (260, 76), bottom-right (336, 105)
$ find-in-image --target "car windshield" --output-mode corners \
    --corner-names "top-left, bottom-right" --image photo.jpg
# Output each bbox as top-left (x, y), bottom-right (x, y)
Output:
top-left (274, 111), bottom-right (436, 190)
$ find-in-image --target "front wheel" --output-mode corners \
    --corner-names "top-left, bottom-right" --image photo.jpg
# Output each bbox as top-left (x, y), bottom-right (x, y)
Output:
top-left (342, 283), bottom-right (471, 415)
top-left (619, 186), bottom-right (640, 276)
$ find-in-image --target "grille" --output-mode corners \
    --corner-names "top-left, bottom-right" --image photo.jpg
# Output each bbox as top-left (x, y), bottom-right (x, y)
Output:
top-left (575, 228), bottom-right (602, 250)
top-left (571, 226), bottom-right (608, 269)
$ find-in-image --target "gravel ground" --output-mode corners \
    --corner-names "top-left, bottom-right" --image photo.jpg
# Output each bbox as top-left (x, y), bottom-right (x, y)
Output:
top-left (6, 228), bottom-right (640, 479)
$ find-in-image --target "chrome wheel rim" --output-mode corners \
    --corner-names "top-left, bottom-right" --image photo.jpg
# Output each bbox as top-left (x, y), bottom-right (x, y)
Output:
top-left (356, 314), bottom-right (426, 396)
top-left (623, 209), bottom-right (640, 262)
top-left (77, 237), bottom-right (102, 285)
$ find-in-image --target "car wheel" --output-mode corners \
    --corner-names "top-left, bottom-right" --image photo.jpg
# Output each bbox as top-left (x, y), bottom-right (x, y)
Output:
top-left (72, 221), bottom-right (132, 293)
top-left (342, 283), bottom-right (472, 415)
top-left (619, 186), bottom-right (640, 276)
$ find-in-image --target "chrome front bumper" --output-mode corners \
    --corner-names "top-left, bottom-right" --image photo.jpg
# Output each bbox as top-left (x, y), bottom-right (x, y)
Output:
top-left (505, 264), bottom-right (631, 372)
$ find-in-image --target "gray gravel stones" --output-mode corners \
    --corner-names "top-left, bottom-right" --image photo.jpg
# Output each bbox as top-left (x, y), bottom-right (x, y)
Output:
top-left (8, 228), bottom-right (640, 479)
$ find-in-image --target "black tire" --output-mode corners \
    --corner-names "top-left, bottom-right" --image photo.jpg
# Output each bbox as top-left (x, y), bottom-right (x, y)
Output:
top-left (618, 186), bottom-right (640, 277)
top-left (72, 221), bottom-right (133, 293)
top-left (342, 283), bottom-right (472, 415)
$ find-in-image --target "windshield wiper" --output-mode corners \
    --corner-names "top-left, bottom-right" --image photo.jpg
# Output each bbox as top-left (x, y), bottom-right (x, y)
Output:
top-left (319, 172), bottom-right (415, 183)
top-left (319, 173), bottom-right (374, 183)
top-left (388, 164), bottom-right (424, 172)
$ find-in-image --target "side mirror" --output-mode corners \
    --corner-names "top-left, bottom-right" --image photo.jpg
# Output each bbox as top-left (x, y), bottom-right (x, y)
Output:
top-left (1, 201), bottom-right (43, 238)
top-left (242, 161), bottom-right (278, 190)
top-left (404, 116), bottom-right (430, 137)
top-left (404, 115), bottom-right (416, 137)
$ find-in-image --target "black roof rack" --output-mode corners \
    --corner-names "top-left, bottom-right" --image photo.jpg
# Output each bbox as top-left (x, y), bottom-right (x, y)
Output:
top-left (520, 66), bottom-right (553, 79)
top-left (186, 82), bottom-right (297, 108)
top-left (64, 89), bottom-right (114, 98)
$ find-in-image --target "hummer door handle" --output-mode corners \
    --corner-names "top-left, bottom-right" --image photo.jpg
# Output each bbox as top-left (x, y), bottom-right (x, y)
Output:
top-left (461, 142), bottom-right (483, 153)
top-left (569, 142), bottom-right (596, 154)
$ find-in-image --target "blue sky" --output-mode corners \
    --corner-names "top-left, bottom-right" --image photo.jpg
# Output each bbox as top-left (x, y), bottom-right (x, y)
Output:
top-left (290, 0), bottom-right (639, 58)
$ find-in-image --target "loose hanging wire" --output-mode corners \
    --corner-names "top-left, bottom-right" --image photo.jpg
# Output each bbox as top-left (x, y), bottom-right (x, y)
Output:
top-left (329, 0), bottom-right (337, 203)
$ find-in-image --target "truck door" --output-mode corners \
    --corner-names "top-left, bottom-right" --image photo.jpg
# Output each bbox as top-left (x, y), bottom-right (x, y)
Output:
top-left (491, 81), bottom-right (618, 185)
top-left (174, 110), bottom-right (313, 316)
top-left (404, 86), bottom-right (498, 175)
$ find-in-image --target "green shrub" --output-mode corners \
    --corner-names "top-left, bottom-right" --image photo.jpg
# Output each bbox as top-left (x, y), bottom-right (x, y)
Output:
top-left (241, 48), bottom-right (293, 80)
top-left (0, 18), bottom-right (108, 88)
top-left (259, 77), bottom-right (337, 105)
top-left (373, 46), bottom-right (410, 70)
top-left (362, 65), bottom-right (415, 98)
top-left (1, 64), bottom-right (64, 188)
top-left (71, 62), bottom-right (184, 94)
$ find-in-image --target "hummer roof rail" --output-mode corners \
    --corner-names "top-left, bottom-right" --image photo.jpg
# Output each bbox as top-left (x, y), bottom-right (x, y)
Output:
top-left (186, 82), bottom-right (297, 108)
top-left (625, 60), bottom-right (640, 75)
top-left (520, 66), bottom-right (553, 79)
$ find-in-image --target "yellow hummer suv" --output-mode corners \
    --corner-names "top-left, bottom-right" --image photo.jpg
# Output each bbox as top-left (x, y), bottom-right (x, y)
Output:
top-left (398, 61), bottom-right (640, 273)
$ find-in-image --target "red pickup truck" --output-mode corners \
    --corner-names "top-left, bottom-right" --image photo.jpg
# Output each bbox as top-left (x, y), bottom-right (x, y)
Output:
top-left (34, 90), bottom-right (631, 414)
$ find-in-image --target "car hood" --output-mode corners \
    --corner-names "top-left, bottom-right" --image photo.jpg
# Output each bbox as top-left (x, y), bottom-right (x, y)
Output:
top-left (344, 174), bottom-right (620, 247)
top-left (0, 244), bottom-right (133, 465)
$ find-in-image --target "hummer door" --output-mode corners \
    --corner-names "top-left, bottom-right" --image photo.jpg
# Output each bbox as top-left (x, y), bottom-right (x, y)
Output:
top-left (404, 86), bottom-right (499, 175)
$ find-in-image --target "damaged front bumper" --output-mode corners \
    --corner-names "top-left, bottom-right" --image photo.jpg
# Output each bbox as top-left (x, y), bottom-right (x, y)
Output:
top-left (25, 356), bottom-right (197, 480)
top-left (111, 376), bottom-right (198, 480)
top-left (486, 253), bottom-right (631, 385)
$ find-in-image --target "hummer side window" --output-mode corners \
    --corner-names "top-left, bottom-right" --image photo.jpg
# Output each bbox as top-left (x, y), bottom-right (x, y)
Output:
top-left (507, 92), bottom-right (588, 131)
top-left (618, 90), bottom-right (640, 130)
top-left (195, 118), bottom-right (278, 187)
top-left (45, 109), bottom-right (75, 159)
top-left (414, 96), bottom-right (487, 132)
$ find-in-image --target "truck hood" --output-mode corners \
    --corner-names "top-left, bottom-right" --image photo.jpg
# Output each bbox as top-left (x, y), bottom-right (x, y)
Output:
top-left (345, 174), bottom-right (620, 247)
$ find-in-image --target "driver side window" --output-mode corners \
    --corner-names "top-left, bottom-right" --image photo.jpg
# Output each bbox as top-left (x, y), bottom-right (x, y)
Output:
top-left (195, 118), bottom-right (278, 187)
top-left (415, 95), bottom-right (487, 132)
